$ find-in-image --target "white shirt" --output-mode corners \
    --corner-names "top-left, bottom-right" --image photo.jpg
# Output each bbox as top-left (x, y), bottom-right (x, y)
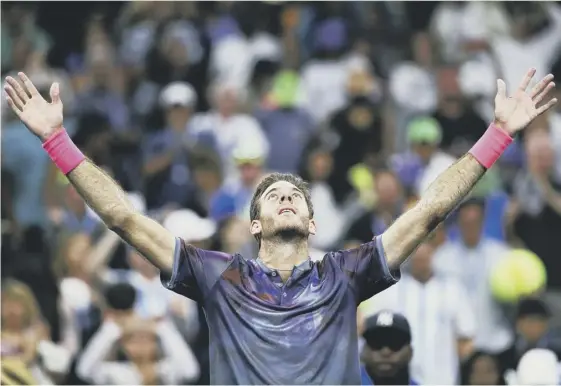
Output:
top-left (190, 112), bottom-right (270, 177)
top-left (433, 238), bottom-right (513, 352)
top-left (491, 4), bottom-right (561, 92)
top-left (76, 320), bottom-right (200, 385)
top-left (300, 59), bottom-right (349, 124)
top-left (360, 274), bottom-right (476, 385)
top-left (417, 151), bottom-right (457, 196)
top-left (430, 2), bottom-right (511, 63)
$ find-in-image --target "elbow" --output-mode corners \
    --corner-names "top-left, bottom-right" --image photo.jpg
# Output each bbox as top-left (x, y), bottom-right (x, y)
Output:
top-left (105, 209), bottom-right (136, 234)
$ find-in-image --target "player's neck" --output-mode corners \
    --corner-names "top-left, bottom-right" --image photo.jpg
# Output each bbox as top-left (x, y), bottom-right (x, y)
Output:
top-left (259, 239), bottom-right (309, 273)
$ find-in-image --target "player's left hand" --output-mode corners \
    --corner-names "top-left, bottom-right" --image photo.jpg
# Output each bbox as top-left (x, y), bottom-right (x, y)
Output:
top-left (494, 68), bottom-right (557, 136)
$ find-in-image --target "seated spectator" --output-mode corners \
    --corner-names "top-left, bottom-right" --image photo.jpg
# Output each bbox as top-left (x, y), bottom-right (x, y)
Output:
top-left (302, 148), bottom-right (344, 251)
top-left (510, 130), bottom-right (561, 292)
top-left (431, 66), bottom-right (488, 157)
top-left (210, 138), bottom-right (267, 222)
top-left (190, 151), bottom-right (224, 217)
top-left (390, 117), bottom-right (456, 197)
top-left (103, 246), bottom-right (200, 341)
top-left (142, 82), bottom-right (212, 210)
top-left (460, 351), bottom-right (506, 385)
top-left (255, 70), bottom-right (316, 174)
top-left (499, 298), bottom-right (561, 371)
top-left (360, 311), bottom-right (419, 385)
top-left (1, 279), bottom-right (61, 384)
top-left (76, 316), bottom-right (199, 384)
top-left (328, 58), bottom-right (385, 203)
top-left (433, 198), bottom-right (513, 354)
top-left (346, 169), bottom-right (405, 244)
top-left (190, 80), bottom-right (270, 178)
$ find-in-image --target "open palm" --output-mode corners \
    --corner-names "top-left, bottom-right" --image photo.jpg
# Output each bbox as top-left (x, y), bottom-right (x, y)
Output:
top-left (494, 68), bottom-right (557, 135)
top-left (4, 72), bottom-right (63, 141)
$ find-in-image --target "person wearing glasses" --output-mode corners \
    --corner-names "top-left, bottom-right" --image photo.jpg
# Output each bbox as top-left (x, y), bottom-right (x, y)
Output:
top-left (360, 311), bottom-right (419, 385)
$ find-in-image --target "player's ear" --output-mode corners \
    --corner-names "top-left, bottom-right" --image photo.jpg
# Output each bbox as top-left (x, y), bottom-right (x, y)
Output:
top-left (250, 220), bottom-right (262, 237)
top-left (308, 219), bottom-right (316, 235)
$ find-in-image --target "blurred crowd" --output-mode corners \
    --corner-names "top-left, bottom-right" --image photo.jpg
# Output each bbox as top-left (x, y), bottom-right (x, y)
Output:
top-left (1, 1), bottom-right (561, 385)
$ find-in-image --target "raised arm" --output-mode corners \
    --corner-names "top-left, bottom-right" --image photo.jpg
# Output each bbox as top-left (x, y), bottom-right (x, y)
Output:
top-left (4, 73), bottom-right (175, 272)
top-left (381, 68), bottom-right (557, 268)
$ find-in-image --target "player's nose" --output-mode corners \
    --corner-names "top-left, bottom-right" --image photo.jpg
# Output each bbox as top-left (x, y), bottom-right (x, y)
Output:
top-left (280, 194), bottom-right (293, 203)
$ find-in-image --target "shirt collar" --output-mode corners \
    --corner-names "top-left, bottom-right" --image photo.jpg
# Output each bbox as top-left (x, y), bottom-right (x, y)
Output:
top-left (255, 258), bottom-right (313, 279)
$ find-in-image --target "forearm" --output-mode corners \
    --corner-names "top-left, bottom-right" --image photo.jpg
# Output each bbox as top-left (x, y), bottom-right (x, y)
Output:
top-left (382, 154), bottom-right (486, 267)
top-left (65, 159), bottom-right (175, 271)
top-left (66, 160), bottom-right (136, 229)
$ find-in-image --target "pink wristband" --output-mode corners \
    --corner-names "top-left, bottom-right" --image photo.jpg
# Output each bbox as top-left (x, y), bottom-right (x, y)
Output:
top-left (42, 129), bottom-right (86, 175)
top-left (468, 123), bottom-right (513, 169)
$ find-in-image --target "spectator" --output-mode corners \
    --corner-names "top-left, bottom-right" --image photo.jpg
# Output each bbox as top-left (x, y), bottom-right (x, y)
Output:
top-left (255, 70), bottom-right (316, 174)
top-left (142, 81), bottom-right (207, 210)
top-left (388, 32), bottom-right (438, 151)
top-left (190, 80), bottom-right (270, 178)
top-left (302, 148), bottom-right (344, 251)
top-left (431, 66), bottom-right (488, 157)
top-left (360, 311), bottom-right (419, 385)
top-left (210, 138), bottom-right (267, 222)
top-left (460, 351), bottom-right (506, 385)
top-left (103, 246), bottom-right (200, 340)
top-left (143, 19), bottom-right (209, 112)
top-left (499, 298), bottom-right (561, 371)
top-left (1, 279), bottom-right (57, 384)
top-left (1, 78), bottom-right (52, 230)
top-left (346, 170), bottom-right (405, 244)
top-left (491, 3), bottom-right (561, 92)
top-left (429, 2), bottom-right (510, 64)
top-left (328, 58), bottom-right (386, 203)
top-left (361, 241), bottom-right (475, 384)
top-left (76, 317), bottom-right (199, 384)
top-left (433, 198), bottom-right (513, 354)
top-left (390, 117), bottom-right (456, 196)
top-left (510, 130), bottom-right (561, 293)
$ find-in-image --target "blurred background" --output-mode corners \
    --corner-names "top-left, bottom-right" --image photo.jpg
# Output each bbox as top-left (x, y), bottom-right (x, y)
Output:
top-left (1, 1), bottom-right (561, 385)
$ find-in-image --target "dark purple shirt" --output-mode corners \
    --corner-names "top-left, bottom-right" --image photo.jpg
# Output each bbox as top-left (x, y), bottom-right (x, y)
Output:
top-left (161, 237), bottom-right (400, 384)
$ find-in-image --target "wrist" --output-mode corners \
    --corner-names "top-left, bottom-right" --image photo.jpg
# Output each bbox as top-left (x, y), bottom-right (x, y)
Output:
top-left (469, 123), bottom-right (514, 169)
top-left (42, 129), bottom-right (86, 174)
top-left (40, 126), bottom-right (65, 143)
top-left (492, 120), bottom-right (514, 138)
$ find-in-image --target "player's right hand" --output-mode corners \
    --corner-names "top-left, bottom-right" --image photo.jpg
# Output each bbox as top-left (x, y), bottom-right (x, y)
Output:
top-left (4, 72), bottom-right (63, 142)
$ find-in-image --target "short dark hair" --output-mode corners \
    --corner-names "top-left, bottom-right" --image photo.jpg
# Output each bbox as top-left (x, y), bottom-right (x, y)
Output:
top-left (249, 173), bottom-right (314, 243)
top-left (105, 283), bottom-right (136, 311)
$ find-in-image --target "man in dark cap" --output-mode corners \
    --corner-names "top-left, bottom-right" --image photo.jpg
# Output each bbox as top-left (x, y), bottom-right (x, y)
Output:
top-left (360, 310), bottom-right (419, 385)
top-left (499, 297), bottom-right (561, 371)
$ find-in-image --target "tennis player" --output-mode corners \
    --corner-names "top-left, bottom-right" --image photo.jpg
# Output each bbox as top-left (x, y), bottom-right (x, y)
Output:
top-left (4, 68), bottom-right (556, 384)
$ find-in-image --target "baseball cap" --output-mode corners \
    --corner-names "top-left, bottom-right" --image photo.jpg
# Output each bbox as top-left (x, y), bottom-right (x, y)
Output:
top-left (163, 209), bottom-right (217, 243)
top-left (407, 117), bottom-right (442, 145)
top-left (362, 311), bottom-right (412, 350)
top-left (160, 82), bottom-right (197, 108)
top-left (516, 297), bottom-right (551, 319)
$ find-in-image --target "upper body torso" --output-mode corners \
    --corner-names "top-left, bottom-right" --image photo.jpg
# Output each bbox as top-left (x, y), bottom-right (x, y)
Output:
top-left (161, 237), bottom-right (400, 385)
top-left (360, 366), bottom-right (420, 385)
